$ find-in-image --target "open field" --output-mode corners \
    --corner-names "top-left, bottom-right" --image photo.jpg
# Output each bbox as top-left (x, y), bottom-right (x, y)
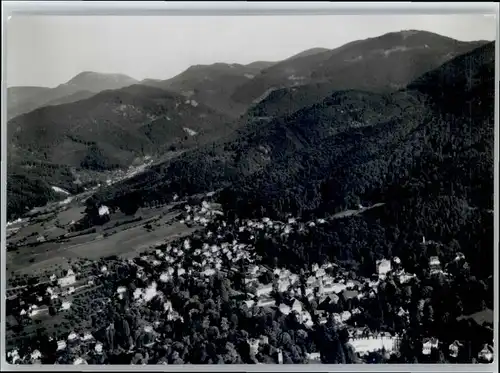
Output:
top-left (65, 218), bottom-right (197, 260)
top-left (6, 201), bottom-right (197, 279)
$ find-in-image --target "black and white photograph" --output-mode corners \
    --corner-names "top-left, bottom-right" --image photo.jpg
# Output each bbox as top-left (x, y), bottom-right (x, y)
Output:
top-left (3, 9), bottom-right (497, 366)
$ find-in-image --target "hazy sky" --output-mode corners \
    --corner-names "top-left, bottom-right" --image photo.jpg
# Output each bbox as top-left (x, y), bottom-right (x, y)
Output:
top-left (7, 14), bottom-right (497, 88)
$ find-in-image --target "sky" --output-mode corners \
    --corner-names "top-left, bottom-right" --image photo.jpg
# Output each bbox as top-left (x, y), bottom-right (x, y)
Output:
top-left (6, 14), bottom-right (497, 88)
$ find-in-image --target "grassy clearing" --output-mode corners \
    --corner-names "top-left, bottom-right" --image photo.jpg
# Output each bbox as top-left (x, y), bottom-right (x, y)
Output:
top-left (7, 203), bottom-right (194, 278)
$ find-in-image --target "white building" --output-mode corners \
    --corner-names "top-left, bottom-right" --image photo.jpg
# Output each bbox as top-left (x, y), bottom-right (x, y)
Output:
top-left (82, 332), bottom-right (94, 341)
top-left (399, 273), bottom-right (415, 284)
top-left (346, 280), bottom-right (355, 289)
top-left (422, 338), bottom-right (439, 355)
top-left (291, 299), bottom-right (303, 313)
top-left (277, 349), bottom-right (283, 364)
top-left (202, 268), bottom-right (216, 277)
top-left (60, 301), bottom-right (72, 311)
top-left (429, 256), bottom-right (441, 273)
top-left (323, 283), bottom-right (347, 295)
top-left (478, 344), bottom-right (494, 363)
top-left (244, 300), bottom-right (255, 308)
top-left (30, 350), bottom-right (42, 361)
top-left (73, 357), bottom-right (87, 365)
top-left (257, 298), bottom-right (275, 308)
top-left (255, 284), bottom-right (273, 297)
top-left (7, 349), bottom-right (20, 364)
top-left (278, 280), bottom-right (290, 293)
top-left (98, 205), bottom-right (110, 216)
top-left (349, 336), bottom-right (400, 356)
top-left (376, 259), bottom-right (392, 279)
top-left (449, 341), bottom-right (462, 358)
top-left (95, 342), bottom-right (103, 353)
top-left (306, 352), bottom-right (321, 362)
top-left (163, 300), bottom-right (173, 313)
top-left (116, 286), bottom-right (127, 294)
top-left (299, 310), bottom-right (313, 326)
top-left (306, 276), bottom-right (317, 286)
top-left (279, 303), bottom-right (291, 315)
top-left (57, 340), bottom-right (67, 351)
top-left (248, 339), bottom-right (260, 356)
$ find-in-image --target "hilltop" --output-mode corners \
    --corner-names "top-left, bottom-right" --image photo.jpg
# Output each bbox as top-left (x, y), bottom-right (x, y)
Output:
top-left (7, 72), bottom-right (139, 119)
top-left (8, 84), bottom-right (231, 168)
top-left (237, 30), bottom-right (488, 118)
top-left (7, 84), bottom-right (233, 219)
top-left (142, 61), bottom-right (275, 117)
top-left (6, 31), bottom-right (494, 222)
top-left (98, 42), bottom-right (495, 223)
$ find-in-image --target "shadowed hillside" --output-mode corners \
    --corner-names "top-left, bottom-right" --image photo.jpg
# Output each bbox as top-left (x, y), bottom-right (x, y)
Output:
top-left (7, 72), bottom-right (139, 119)
top-left (238, 31), bottom-right (488, 118)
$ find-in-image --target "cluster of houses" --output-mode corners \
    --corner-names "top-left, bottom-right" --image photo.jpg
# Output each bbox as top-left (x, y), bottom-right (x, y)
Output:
top-left (348, 333), bottom-right (401, 357)
top-left (179, 199), bottom-right (224, 227)
top-left (10, 265), bottom-right (101, 324)
top-left (6, 196), bottom-right (492, 365)
top-left (421, 338), bottom-right (493, 363)
top-left (7, 330), bottom-right (106, 365)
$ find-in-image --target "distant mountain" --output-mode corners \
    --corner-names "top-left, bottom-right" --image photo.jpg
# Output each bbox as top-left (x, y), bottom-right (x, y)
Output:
top-left (245, 61), bottom-right (278, 70)
top-left (7, 86), bottom-right (51, 109)
top-left (8, 84), bottom-right (232, 169)
top-left (140, 78), bottom-right (163, 86)
top-left (43, 90), bottom-right (96, 107)
top-left (7, 72), bottom-right (139, 119)
top-left (236, 30), bottom-right (489, 118)
top-left (142, 61), bottom-right (275, 117)
top-left (98, 42), bottom-right (494, 224)
top-left (63, 71), bottom-right (138, 92)
top-left (284, 47), bottom-right (330, 61)
top-left (7, 32), bottom-right (494, 222)
top-left (6, 84), bottom-right (235, 219)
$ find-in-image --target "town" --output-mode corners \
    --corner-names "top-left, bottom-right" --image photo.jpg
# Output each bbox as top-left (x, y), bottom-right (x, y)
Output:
top-left (5, 194), bottom-right (494, 365)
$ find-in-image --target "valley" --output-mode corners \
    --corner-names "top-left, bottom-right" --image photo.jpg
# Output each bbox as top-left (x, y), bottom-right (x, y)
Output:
top-left (4, 29), bottom-right (495, 366)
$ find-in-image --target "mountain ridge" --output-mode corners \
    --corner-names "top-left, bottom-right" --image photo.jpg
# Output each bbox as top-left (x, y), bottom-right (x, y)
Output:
top-left (6, 31), bottom-right (494, 221)
top-left (95, 42), bottom-right (494, 224)
top-left (141, 61), bottom-right (275, 117)
top-left (7, 72), bottom-right (139, 119)
top-left (232, 30), bottom-right (489, 117)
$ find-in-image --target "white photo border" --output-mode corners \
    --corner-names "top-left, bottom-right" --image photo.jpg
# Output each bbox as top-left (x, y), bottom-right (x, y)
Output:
top-left (1, 1), bottom-right (498, 372)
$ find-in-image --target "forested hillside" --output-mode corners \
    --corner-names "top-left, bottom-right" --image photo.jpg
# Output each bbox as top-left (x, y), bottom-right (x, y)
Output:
top-left (6, 84), bottom-right (234, 220)
top-left (99, 42), bottom-right (494, 219)
top-left (233, 30), bottom-right (487, 114)
top-left (95, 43), bottom-right (495, 307)
top-left (7, 72), bottom-right (139, 119)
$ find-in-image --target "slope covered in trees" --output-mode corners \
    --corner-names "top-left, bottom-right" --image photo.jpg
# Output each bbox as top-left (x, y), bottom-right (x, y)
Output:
top-left (96, 44), bottom-right (495, 316)
top-left (7, 72), bottom-right (139, 119)
top-left (6, 84), bottom-right (235, 219)
top-left (232, 30), bottom-right (487, 113)
top-left (8, 84), bottom-right (231, 169)
top-left (100, 42), bottom-right (494, 219)
top-left (143, 61), bottom-right (275, 118)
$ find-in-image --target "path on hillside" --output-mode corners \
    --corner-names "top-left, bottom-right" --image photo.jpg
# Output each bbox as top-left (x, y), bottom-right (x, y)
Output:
top-left (330, 202), bottom-right (385, 220)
